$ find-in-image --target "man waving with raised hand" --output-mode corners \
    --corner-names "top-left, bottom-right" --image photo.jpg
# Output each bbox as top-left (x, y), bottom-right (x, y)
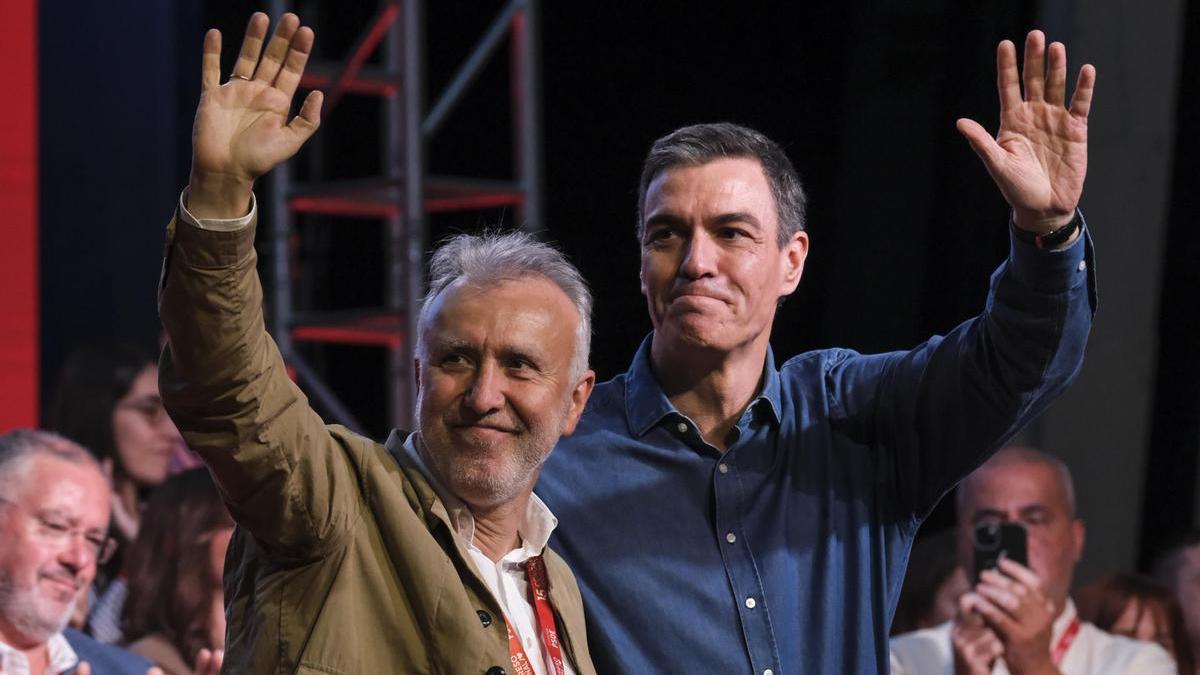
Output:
top-left (536, 30), bottom-right (1097, 674)
top-left (160, 13), bottom-right (598, 674)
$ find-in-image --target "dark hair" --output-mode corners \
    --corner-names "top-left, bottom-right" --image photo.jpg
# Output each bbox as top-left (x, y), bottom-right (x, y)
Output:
top-left (1074, 572), bottom-right (1194, 673)
top-left (121, 468), bottom-right (233, 664)
top-left (892, 528), bottom-right (963, 636)
top-left (48, 345), bottom-right (156, 466)
top-left (637, 122), bottom-right (807, 246)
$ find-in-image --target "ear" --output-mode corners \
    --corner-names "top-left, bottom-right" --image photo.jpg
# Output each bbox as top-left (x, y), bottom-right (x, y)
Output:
top-left (560, 370), bottom-right (597, 436)
top-left (778, 230), bottom-right (809, 296)
top-left (1071, 518), bottom-right (1086, 564)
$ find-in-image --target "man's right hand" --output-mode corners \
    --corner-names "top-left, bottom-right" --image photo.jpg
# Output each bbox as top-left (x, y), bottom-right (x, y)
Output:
top-left (952, 592), bottom-right (1004, 675)
top-left (188, 12), bottom-right (323, 220)
top-left (971, 559), bottom-right (1060, 675)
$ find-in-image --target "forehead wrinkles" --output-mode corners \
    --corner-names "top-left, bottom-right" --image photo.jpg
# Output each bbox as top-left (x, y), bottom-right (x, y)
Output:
top-left (427, 280), bottom-right (575, 357)
top-left (647, 162), bottom-right (774, 219)
top-left (19, 460), bottom-right (109, 528)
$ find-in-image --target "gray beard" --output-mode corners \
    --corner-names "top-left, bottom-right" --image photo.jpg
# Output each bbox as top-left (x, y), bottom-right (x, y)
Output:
top-left (0, 571), bottom-right (77, 644)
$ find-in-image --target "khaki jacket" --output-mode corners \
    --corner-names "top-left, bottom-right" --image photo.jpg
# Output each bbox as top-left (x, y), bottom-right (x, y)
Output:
top-left (158, 212), bottom-right (595, 675)
top-left (127, 634), bottom-right (191, 675)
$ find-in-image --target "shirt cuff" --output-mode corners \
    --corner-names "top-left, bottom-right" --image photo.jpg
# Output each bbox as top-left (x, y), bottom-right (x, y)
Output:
top-left (178, 188), bottom-right (256, 231)
top-left (1005, 209), bottom-right (1091, 295)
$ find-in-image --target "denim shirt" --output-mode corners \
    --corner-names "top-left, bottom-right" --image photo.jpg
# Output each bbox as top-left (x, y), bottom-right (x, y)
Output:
top-left (537, 223), bottom-right (1096, 674)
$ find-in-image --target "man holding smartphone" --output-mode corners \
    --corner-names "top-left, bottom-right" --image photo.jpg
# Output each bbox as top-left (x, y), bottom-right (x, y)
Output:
top-left (890, 447), bottom-right (1175, 674)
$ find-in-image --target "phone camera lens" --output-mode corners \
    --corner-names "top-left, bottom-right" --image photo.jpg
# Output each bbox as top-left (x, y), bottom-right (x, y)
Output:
top-left (974, 523), bottom-right (1001, 551)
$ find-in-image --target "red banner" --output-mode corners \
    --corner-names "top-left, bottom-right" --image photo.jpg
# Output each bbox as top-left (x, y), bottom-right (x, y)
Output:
top-left (0, 0), bottom-right (39, 429)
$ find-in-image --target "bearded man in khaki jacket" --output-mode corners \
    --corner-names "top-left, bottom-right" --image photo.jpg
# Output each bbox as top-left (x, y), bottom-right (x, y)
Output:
top-left (158, 12), bottom-right (597, 675)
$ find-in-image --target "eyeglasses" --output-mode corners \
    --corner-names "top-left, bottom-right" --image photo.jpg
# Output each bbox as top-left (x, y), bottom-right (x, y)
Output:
top-left (117, 396), bottom-right (171, 426)
top-left (0, 498), bottom-right (118, 565)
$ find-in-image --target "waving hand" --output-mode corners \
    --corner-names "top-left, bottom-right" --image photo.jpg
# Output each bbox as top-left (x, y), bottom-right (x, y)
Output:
top-left (957, 30), bottom-right (1096, 235)
top-left (188, 13), bottom-right (323, 219)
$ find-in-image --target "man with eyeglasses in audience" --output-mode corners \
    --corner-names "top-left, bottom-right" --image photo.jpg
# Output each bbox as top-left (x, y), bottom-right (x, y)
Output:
top-left (0, 429), bottom-right (160, 675)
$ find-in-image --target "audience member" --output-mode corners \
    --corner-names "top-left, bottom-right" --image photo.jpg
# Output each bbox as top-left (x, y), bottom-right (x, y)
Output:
top-left (48, 346), bottom-right (184, 590)
top-left (893, 529), bottom-right (971, 636)
top-left (1153, 531), bottom-right (1200, 673)
top-left (119, 469), bottom-right (229, 675)
top-left (0, 429), bottom-right (157, 674)
top-left (1075, 571), bottom-right (1193, 672)
top-left (890, 447), bottom-right (1175, 674)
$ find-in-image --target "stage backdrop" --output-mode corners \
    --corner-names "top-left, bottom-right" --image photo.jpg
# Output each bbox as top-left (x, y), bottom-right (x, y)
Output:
top-left (0, 0), bottom-right (38, 430)
top-left (38, 0), bottom-right (200, 416)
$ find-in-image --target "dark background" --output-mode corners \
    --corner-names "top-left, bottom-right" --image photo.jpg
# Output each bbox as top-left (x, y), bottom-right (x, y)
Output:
top-left (38, 1), bottom-right (1199, 573)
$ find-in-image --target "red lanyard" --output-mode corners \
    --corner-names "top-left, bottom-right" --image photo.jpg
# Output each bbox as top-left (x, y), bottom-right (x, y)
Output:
top-left (504, 555), bottom-right (566, 675)
top-left (1051, 616), bottom-right (1082, 665)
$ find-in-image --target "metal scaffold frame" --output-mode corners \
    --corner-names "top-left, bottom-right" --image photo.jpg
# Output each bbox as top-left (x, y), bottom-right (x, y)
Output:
top-left (264, 0), bottom-right (542, 433)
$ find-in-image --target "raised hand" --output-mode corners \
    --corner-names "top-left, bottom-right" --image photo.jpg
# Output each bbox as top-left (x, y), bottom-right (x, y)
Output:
top-left (957, 30), bottom-right (1096, 235)
top-left (188, 12), bottom-right (323, 219)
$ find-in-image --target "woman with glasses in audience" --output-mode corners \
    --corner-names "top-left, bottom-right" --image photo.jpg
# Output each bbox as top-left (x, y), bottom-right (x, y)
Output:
top-left (49, 344), bottom-right (188, 641)
top-left (49, 345), bottom-right (186, 587)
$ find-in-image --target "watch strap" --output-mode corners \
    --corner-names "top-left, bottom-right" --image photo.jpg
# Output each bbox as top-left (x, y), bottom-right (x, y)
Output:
top-left (1012, 212), bottom-right (1082, 249)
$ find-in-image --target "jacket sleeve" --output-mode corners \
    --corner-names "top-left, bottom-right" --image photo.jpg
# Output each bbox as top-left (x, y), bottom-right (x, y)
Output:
top-left (157, 210), bottom-right (368, 558)
top-left (826, 213), bottom-right (1097, 521)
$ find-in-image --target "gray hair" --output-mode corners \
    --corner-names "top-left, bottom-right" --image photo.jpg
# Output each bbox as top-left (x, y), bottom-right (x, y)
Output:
top-left (637, 122), bottom-right (808, 246)
top-left (956, 446), bottom-right (1077, 518)
top-left (0, 429), bottom-right (102, 499)
top-left (416, 231), bottom-right (592, 380)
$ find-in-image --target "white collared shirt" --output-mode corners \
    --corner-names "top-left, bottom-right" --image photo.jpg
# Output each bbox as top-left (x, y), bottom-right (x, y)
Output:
top-left (889, 599), bottom-right (1178, 674)
top-left (0, 633), bottom-right (78, 675)
top-left (177, 189), bottom-right (256, 231)
top-left (403, 435), bottom-right (575, 675)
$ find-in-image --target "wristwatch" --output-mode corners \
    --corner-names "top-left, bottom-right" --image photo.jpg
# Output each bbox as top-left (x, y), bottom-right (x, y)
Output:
top-left (1012, 212), bottom-right (1082, 250)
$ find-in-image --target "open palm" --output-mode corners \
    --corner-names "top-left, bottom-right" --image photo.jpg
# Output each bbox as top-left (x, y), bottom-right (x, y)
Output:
top-left (957, 31), bottom-right (1096, 233)
top-left (189, 13), bottom-right (321, 217)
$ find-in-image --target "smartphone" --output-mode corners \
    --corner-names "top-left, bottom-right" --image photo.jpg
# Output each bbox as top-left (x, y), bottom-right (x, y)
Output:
top-left (972, 521), bottom-right (1028, 583)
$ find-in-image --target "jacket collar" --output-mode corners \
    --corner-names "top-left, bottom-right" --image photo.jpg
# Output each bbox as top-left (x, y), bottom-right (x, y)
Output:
top-left (624, 333), bottom-right (783, 437)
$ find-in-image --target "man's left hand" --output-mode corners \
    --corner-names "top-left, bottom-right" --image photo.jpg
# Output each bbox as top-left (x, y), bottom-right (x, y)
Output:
top-left (970, 557), bottom-right (1062, 675)
top-left (957, 30), bottom-right (1096, 234)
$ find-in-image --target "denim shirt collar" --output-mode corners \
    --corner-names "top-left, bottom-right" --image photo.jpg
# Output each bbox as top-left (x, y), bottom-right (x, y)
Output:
top-left (624, 333), bottom-right (783, 437)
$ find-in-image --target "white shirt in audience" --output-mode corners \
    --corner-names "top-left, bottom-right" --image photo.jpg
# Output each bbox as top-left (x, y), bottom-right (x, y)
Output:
top-left (890, 600), bottom-right (1177, 674)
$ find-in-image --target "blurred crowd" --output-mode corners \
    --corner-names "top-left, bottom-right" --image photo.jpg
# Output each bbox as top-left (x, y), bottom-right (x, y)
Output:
top-left (890, 447), bottom-right (1200, 674)
top-left (0, 345), bottom-right (227, 674)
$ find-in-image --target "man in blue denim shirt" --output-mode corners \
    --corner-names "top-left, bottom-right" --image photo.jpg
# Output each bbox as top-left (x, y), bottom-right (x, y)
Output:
top-left (537, 31), bottom-right (1097, 674)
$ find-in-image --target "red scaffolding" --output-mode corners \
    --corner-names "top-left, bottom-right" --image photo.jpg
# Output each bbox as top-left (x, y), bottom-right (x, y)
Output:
top-left (266, 0), bottom-right (542, 432)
